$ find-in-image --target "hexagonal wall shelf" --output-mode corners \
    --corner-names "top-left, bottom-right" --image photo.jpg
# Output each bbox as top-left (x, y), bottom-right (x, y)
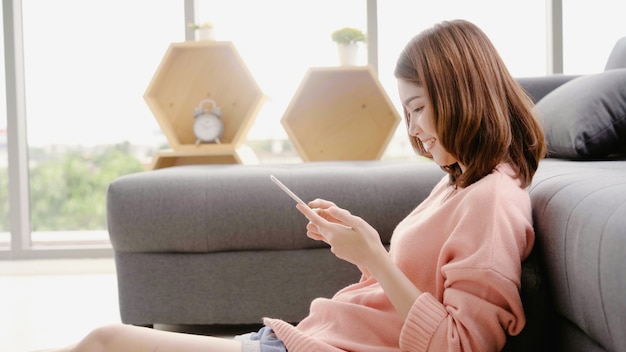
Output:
top-left (144, 41), bottom-right (265, 151)
top-left (281, 66), bottom-right (401, 161)
top-left (149, 145), bottom-right (258, 170)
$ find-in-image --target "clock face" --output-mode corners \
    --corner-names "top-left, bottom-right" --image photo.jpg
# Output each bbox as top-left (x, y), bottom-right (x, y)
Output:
top-left (193, 113), bottom-right (223, 142)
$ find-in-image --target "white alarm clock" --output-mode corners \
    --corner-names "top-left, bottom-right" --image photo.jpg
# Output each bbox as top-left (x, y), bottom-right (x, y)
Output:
top-left (193, 98), bottom-right (223, 144)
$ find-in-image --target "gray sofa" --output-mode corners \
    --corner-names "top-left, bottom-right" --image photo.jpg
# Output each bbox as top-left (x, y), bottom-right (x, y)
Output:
top-left (107, 43), bottom-right (626, 351)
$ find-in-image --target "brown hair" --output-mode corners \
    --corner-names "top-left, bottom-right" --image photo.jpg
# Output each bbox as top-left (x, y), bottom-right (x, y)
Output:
top-left (394, 19), bottom-right (546, 188)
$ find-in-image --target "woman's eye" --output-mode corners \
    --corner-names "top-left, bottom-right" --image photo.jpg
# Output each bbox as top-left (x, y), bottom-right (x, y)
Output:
top-left (406, 106), bottom-right (423, 122)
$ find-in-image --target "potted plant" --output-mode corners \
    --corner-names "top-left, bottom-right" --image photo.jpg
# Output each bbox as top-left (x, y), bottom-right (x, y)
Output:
top-left (331, 27), bottom-right (366, 66)
top-left (188, 22), bottom-right (215, 41)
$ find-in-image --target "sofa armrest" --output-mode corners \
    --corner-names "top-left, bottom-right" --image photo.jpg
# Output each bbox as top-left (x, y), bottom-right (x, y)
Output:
top-left (107, 160), bottom-right (445, 254)
top-left (516, 75), bottom-right (580, 103)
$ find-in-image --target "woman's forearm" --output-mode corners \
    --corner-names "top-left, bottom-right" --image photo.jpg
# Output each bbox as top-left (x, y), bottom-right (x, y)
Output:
top-left (367, 254), bottom-right (422, 319)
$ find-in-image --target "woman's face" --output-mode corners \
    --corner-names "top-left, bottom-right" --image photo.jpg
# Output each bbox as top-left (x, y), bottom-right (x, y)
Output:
top-left (397, 79), bottom-right (463, 171)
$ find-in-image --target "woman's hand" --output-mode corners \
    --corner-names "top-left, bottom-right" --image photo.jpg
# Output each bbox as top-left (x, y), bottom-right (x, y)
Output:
top-left (298, 199), bottom-right (422, 319)
top-left (296, 199), bottom-right (388, 270)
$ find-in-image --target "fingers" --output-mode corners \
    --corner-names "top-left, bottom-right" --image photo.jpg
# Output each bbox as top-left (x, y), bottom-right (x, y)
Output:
top-left (308, 198), bottom-right (336, 209)
top-left (296, 203), bottom-right (323, 223)
top-left (306, 230), bottom-right (327, 243)
top-left (299, 199), bottom-right (347, 223)
top-left (306, 222), bottom-right (331, 245)
top-left (306, 221), bottom-right (321, 237)
top-left (296, 203), bottom-right (338, 229)
top-left (325, 206), bottom-right (363, 230)
top-left (297, 206), bottom-right (337, 243)
top-left (296, 202), bottom-right (355, 248)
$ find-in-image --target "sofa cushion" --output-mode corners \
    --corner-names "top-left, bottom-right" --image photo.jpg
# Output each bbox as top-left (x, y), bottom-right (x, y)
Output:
top-left (604, 37), bottom-right (626, 70)
top-left (107, 160), bottom-right (444, 253)
top-left (529, 159), bottom-right (626, 351)
top-left (535, 69), bottom-right (626, 159)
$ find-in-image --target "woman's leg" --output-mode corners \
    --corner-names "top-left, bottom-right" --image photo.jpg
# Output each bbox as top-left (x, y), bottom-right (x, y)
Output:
top-left (39, 324), bottom-right (242, 352)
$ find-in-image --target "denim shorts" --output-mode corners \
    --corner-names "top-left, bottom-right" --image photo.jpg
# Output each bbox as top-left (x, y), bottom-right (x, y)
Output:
top-left (233, 326), bottom-right (287, 352)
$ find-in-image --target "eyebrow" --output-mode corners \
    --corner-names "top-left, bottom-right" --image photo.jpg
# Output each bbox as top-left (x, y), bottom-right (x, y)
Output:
top-left (402, 95), bottom-right (422, 106)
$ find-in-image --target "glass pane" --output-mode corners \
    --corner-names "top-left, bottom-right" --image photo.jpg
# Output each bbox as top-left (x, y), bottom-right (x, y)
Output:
top-left (197, 0), bottom-right (367, 162)
top-left (377, 1), bottom-right (547, 159)
top-left (21, 0), bottom-right (182, 246)
top-left (0, 3), bottom-right (8, 249)
top-left (563, 2), bottom-right (625, 74)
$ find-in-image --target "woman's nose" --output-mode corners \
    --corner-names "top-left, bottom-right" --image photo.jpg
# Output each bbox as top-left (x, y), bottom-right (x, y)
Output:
top-left (408, 116), bottom-right (422, 136)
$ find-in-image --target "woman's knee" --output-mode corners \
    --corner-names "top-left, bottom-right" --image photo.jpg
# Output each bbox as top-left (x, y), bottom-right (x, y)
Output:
top-left (77, 324), bottom-right (129, 351)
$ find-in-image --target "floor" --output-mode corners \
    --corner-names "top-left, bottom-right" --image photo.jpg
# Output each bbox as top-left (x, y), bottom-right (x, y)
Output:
top-left (0, 258), bottom-right (120, 351)
top-left (0, 258), bottom-right (254, 352)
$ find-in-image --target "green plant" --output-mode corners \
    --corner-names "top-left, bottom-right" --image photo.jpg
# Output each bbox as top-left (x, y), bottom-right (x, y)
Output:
top-left (331, 27), bottom-right (366, 45)
top-left (187, 21), bottom-right (214, 30)
top-left (21, 143), bottom-right (145, 232)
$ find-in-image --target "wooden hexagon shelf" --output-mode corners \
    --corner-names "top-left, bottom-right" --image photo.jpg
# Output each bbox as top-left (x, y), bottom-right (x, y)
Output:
top-left (281, 66), bottom-right (401, 161)
top-left (144, 41), bottom-right (265, 150)
top-left (149, 146), bottom-right (258, 170)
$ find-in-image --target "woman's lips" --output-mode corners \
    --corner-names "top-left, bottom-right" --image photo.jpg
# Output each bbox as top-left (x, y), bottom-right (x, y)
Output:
top-left (422, 137), bottom-right (436, 151)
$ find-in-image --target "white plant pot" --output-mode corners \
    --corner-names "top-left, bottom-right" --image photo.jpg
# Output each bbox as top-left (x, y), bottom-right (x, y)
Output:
top-left (195, 28), bottom-right (215, 41)
top-left (337, 43), bottom-right (359, 66)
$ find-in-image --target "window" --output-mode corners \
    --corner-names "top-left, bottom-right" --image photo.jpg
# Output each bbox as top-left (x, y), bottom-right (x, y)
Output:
top-left (563, 2), bottom-right (624, 74)
top-left (196, 0), bottom-right (367, 162)
top-left (0, 3), bottom-right (8, 250)
top-left (376, 1), bottom-right (547, 158)
top-left (4, 0), bottom-right (623, 257)
top-left (20, 0), bottom-right (182, 246)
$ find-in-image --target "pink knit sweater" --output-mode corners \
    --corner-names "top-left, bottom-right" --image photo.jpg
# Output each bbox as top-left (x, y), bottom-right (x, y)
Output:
top-left (264, 164), bottom-right (534, 352)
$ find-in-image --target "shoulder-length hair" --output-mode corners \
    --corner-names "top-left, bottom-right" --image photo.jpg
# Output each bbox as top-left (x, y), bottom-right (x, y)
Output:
top-left (394, 19), bottom-right (546, 188)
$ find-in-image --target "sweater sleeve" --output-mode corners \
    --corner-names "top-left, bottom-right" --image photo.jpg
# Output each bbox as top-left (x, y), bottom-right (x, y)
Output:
top-left (399, 169), bottom-right (533, 352)
top-left (399, 269), bottom-right (524, 351)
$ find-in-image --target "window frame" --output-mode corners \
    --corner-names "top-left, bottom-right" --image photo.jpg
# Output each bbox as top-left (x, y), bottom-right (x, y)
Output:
top-left (2, 0), bottom-right (565, 259)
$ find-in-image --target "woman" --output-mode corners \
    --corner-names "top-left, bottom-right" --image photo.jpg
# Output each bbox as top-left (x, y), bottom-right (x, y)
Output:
top-left (40, 19), bottom-right (545, 352)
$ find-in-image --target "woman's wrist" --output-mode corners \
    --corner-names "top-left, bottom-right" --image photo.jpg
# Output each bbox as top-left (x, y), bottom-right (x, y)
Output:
top-left (366, 250), bottom-right (422, 319)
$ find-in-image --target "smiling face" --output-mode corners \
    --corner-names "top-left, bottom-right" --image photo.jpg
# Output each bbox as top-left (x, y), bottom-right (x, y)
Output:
top-left (398, 79), bottom-right (464, 172)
